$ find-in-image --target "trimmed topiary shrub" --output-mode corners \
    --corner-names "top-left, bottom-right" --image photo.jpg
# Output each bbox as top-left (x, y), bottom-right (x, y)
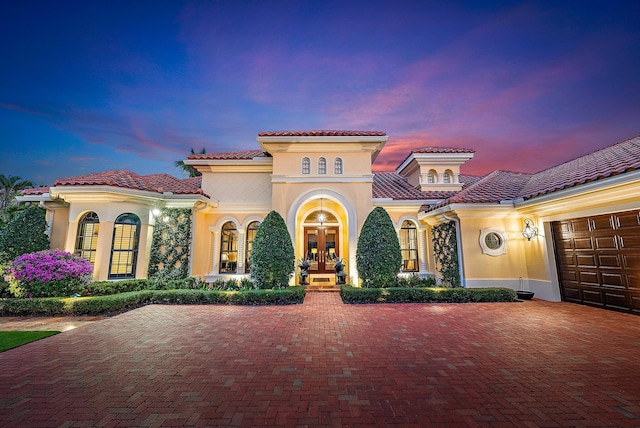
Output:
top-left (0, 205), bottom-right (49, 264)
top-left (356, 207), bottom-right (402, 288)
top-left (250, 210), bottom-right (295, 289)
top-left (5, 250), bottom-right (93, 298)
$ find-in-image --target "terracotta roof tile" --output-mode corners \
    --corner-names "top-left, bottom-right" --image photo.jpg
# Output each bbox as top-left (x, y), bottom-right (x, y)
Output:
top-left (53, 170), bottom-right (206, 197)
top-left (21, 187), bottom-right (50, 195)
top-left (411, 147), bottom-right (475, 154)
top-left (425, 134), bottom-right (640, 212)
top-left (188, 150), bottom-right (270, 160)
top-left (258, 130), bottom-right (386, 137)
top-left (521, 135), bottom-right (640, 199)
top-left (373, 172), bottom-right (477, 201)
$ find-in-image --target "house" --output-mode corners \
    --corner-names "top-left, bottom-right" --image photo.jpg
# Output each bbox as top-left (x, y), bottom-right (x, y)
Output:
top-left (21, 131), bottom-right (640, 313)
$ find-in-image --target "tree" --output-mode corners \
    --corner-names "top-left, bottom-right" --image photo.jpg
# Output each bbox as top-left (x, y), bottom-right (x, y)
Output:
top-left (0, 205), bottom-right (50, 264)
top-left (175, 148), bottom-right (206, 177)
top-left (250, 210), bottom-right (295, 289)
top-left (0, 174), bottom-right (34, 211)
top-left (356, 207), bottom-right (402, 287)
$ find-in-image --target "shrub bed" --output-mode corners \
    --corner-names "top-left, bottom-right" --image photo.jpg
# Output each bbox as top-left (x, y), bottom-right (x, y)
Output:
top-left (0, 286), bottom-right (306, 316)
top-left (340, 285), bottom-right (517, 304)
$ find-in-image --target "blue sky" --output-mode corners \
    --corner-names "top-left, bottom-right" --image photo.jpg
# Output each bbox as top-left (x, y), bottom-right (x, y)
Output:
top-left (1, 0), bottom-right (639, 185)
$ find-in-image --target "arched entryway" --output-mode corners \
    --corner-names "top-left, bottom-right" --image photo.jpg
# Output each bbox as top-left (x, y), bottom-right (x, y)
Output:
top-left (303, 210), bottom-right (340, 274)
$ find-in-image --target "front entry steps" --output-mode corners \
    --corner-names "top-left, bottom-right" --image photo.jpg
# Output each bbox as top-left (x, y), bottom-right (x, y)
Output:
top-left (304, 275), bottom-right (341, 292)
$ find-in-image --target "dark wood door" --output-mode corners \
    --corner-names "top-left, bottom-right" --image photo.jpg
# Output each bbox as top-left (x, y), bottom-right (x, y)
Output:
top-left (552, 210), bottom-right (640, 314)
top-left (304, 227), bottom-right (339, 273)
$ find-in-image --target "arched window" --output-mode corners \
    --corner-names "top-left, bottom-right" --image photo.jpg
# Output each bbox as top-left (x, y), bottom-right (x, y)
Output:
top-left (443, 170), bottom-right (452, 184)
top-left (75, 211), bottom-right (99, 266)
top-left (109, 213), bottom-right (141, 279)
top-left (301, 157), bottom-right (311, 174)
top-left (220, 222), bottom-right (238, 273)
top-left (318, 157), bottom-right (327, 174)
top-left (245, 221), bottom-right (260, 273)
top-left (427, 170), bottom-right (436, 184)
top-left (399, 220), bottom-right (419, 272)
top-left (334, 157), bottom-right (343, 174)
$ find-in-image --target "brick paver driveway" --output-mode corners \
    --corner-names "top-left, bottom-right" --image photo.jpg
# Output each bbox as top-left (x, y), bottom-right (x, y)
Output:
top-left (1, 294), bottom-right (640, 427)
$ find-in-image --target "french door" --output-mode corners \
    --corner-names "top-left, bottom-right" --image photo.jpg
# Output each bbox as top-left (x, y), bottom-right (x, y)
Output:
top-left (304, 227), bottom-right (339, 273)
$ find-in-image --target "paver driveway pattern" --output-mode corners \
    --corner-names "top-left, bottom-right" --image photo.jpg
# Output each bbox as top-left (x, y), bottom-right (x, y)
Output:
top-left (1, 294), bottom-right (640, 427)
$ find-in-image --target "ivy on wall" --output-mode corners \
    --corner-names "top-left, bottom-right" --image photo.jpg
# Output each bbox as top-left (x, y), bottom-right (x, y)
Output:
top-left (148, 208), bottom-right (192, 280)
top-left (432, 221), bottom-right (460, 287)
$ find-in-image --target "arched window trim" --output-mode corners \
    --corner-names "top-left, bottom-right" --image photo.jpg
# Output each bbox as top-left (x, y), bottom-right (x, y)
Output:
top-left (108, 213), bottom-right (141, 279)
top-left (75, 211), bottom-right (100, 266)
top-left (333, 157), bottom-right (343, 174)
top-left (220, 221), bottom-right (238, 274)
top-left (245, 221), bottom-right (260, 273)
top-left (443, 170), bottom-right (452, 184)
top-left (318, 157), bottom-right (327, 175)
top-left (427, 170), bottom-right (436, 184)
top-left (399, 220), bottom-right (419, 272)
top-left (301, 157), bottom-right (311, 174)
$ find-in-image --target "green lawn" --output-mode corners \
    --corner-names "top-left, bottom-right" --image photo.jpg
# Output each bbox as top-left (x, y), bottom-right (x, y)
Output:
top-left (0, 331), bottom-right (60, 352)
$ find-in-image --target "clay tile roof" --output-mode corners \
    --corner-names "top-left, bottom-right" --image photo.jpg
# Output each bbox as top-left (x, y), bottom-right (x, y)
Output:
top-left (258, 130), bottom-right (386, 137)
top-left (426, 170), bottom-right (532, 211)
top-left (411, 147), bottom-right (475, 154)
top-left (21, 187), bottom-right (50, 195)
top-left (373, 172), bottom-right (477, 201)
top-left (188, 150), bottom-right (270, 160)
top-left (53, 170), bottom-right (206, 197)
top-left (521, 135), bottom-right (640, 199)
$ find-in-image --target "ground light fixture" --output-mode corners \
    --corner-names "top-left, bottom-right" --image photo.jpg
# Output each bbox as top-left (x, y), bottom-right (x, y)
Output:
top-left (522, 218), bottom-right (538, 241)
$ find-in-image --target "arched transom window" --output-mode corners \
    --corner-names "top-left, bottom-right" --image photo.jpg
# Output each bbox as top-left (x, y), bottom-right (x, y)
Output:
top-left (301, 157), bottom-right (311, 174)
top-left (399, 220), bottom-right (419, 272)
top-left (334, 157), bottom-right (343, 174)
top-left (75, 211), bottom-right (99, 266)
top-left (220, 222), bottom-right (238, 273)
top-left (318, 157), bottom-right (327, 174)
top-left (109, 213), bottom-right (141, 279)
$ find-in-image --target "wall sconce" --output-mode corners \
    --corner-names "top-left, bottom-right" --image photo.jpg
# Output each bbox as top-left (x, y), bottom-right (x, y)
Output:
top-left (522, 218), bottom-right (538, 241)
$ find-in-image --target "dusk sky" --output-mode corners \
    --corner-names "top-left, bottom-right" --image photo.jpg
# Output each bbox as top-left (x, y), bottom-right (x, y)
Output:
top-left (1, 1), bottom-right (639, 186)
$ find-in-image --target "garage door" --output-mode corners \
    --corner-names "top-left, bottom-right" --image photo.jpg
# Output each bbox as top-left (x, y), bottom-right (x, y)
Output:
top-left (552, 210), bottom-right (640, 314)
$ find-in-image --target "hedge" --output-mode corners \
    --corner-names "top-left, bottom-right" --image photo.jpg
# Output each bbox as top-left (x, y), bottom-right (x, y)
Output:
top-left (340, 286), bottom-right (517, 304)
top-left (0, 286), bottom-right (306, 316)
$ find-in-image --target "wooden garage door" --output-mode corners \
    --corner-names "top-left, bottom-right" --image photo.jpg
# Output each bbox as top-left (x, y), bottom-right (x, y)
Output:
top-left (552, 210), bottom-right (640, 314)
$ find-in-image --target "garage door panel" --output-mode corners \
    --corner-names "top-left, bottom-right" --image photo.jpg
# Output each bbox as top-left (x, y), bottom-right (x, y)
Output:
top-left (561, 286), bottom-right (581, 302)
top-left (598, 254), bottom-right (620, 268)
top-left (576, 254), bottom-right (596, 267)
top-left (623, 255), bottom-right (640, 269)
top-left (578, 271), bottom-right (599, 285)
top-left (620, 236), bottom-right (640, 250)
top-left (553, 209), bottom-right (640, 314)
top-left (582, 289), bottom-right (604, 305)
top-left (574, 238), bottom-right (594, 250)
top-left (601, 272), bottom-right (624, 288)
top-left (594, 236), bottom-right (617, 250)
top-left (572, 220), bottom-right (592, 233)
top-left (603, 292), bottom-right (629, 310)
top-left (614, 212), bottom-right (640, 229)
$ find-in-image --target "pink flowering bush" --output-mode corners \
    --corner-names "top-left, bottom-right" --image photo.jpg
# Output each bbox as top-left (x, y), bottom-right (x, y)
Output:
top-left (5, 250), bottom-right (93, 298)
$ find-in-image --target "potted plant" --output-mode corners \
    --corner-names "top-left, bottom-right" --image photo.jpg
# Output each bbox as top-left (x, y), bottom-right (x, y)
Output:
top-left (516, 277), bottom-right (534, 300)
top-left (334, 257), bottom-right (347, 285)
top-left (298, 258), bottom-right (310, 286)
